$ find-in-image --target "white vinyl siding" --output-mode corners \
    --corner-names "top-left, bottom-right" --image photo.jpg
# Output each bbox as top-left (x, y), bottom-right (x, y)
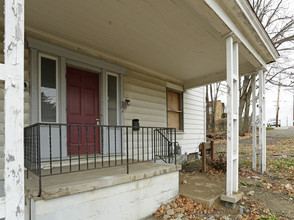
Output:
top-left (124, 68), bottom-right (205, 155)
top-left (124, 70), bottom-right (167, 128)
top-left (177, 87), bottom-right (206, 154)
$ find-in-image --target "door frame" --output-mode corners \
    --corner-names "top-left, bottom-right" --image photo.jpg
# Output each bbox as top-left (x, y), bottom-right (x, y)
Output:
top-left (28, 37), bottom-right (126, 158)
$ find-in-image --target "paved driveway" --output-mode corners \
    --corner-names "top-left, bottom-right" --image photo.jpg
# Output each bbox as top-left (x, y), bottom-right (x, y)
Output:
top-left (216, 126), bottom-right (294, 148)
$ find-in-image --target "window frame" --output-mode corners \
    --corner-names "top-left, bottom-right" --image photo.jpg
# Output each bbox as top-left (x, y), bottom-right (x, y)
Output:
top-left (38, 53), bottom-right (59, 123)
top-left (106, 71), bottom-right (119, 126)
top-left (166, 88), bottom-right (184, 131)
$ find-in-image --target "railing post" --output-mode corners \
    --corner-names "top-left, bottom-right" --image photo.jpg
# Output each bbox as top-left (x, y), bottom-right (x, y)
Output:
top-left (59, 124), bottom-right (63, 173)
top-left (126, 127), bottom-right (129, 174)
top-left (69, 125), bottom-right (72, 171)
top-left (153, 129), bottom-right (156, 162)
top-left (202, 142), bottom-right (207, 173)
top-left (174, 128), bottom-right (177, 165)
top-left (49, 124), bottom-right (52, 175)
top-left (210, 140), bottom-right (215, 161)
top-left (37, 124), bottom-right (42, 196)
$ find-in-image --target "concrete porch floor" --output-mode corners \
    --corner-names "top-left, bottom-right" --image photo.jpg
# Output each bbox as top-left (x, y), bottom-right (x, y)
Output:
top-left (25, 162), bottom-right (181, 200)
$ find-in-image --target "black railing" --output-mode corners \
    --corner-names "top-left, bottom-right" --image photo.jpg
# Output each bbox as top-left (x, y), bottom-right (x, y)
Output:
top-left (24, 123), bottom-right (177, 195)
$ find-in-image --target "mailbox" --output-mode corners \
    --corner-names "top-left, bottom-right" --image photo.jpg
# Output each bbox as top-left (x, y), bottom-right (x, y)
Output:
top-left (132, 119), bottom-right (140, 131)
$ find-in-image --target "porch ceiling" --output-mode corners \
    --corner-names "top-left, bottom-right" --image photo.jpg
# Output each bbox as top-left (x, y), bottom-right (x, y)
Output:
top-left (25, 0), bottom-right (264, 87)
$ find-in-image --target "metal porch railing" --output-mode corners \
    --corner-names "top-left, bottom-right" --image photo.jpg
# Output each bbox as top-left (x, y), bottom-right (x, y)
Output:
top-left (24, 123), bottom-right (177, 195)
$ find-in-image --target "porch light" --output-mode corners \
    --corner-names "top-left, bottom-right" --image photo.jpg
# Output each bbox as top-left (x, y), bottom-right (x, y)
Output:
top-left (122, 99), bottom-right (131, 110)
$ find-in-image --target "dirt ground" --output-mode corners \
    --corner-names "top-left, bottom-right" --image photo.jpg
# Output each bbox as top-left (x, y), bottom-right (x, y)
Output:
top-left (150, 127), bottom-right (294, 220)
top-left (174, 167), bottom-right (294, 219)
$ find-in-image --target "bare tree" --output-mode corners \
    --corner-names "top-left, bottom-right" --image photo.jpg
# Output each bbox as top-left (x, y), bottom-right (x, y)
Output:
top-left (206, 82), bottom-right (224, 133)
top-left (239, 0), bottom-right (294, 132)
top-left (206, 0), bottom-right (294, 135)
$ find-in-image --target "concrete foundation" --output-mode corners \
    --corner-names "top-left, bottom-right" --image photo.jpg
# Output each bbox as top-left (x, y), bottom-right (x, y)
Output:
top-left (221, 191), bottom-right (244, 204)
top-left (25, 162), bottom-right (180, 220)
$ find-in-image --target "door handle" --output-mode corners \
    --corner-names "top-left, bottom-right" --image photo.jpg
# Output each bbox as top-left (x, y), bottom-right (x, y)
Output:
top-left (96, 118), bottom-right (100, 125)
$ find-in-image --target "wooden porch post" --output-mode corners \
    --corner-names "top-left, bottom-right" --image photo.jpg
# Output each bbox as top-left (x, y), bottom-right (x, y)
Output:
top-left (252, 73), bottom-right (257, 171)
top-left (0, 0), bottom-right (25, 219)
top-left (225, 36), bottom-right (239, 196)
top-left (258, 69), bottom-right (266, 173)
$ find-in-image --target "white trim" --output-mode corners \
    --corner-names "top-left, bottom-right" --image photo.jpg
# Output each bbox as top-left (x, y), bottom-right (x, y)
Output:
top-left (66, 59), bottom-right (102, 75)
top-left (38, 53), bottom-right (59, 123)
top-left (225, 37), bottom-right (239, 196)
top-left (252, 73), bottom-right (257, 171)
top-left (166, 82), bottom-right (183, 92)
top-left (258, 69), bottom-right (266, 173)
top-left (204, 0), bottom-right (267, 68)
top-left (236, 0), bottom-right (279, 60)
top-left (27, 36), bottom-right (127, 75)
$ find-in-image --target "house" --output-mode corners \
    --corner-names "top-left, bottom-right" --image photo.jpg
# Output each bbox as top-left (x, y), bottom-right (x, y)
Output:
top-left (207, 100), bottom-right (226, 131)
top-left (208, 100), bottom-right (226, 122)
top-left (0, 0), bottom-right (278, 219)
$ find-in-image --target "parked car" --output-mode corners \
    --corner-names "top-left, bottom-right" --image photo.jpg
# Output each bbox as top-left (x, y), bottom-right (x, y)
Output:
top-left (267, 119), bottom-right (281, 127)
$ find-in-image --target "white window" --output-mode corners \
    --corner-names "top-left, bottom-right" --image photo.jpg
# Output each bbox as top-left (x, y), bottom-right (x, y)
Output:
top-left (39, 54), bottom-right (58, 122)
top-left (107, 73), bottom-right (119, 125)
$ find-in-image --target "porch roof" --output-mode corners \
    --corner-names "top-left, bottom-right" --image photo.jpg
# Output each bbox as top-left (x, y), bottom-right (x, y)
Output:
top-left (24, 0), bottom-right (278, 88)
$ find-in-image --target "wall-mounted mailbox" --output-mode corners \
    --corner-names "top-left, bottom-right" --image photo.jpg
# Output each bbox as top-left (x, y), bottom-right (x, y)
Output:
top-left (132, 119), bottom-right (140, 131)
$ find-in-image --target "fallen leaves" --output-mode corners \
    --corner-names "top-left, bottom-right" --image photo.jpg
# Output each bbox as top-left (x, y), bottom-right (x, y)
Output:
top-left (153, 195), bottom-right (218, 219)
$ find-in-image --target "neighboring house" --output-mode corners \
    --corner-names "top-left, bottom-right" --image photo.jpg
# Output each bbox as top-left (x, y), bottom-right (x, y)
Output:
top-left (0, 0), bottom-right (278, 219)
top-left (208, 100), bottom-right (226, 131)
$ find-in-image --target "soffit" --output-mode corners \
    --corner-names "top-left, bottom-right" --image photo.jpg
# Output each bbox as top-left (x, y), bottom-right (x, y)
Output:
top-left (24, 0), bottom-right (255, 86)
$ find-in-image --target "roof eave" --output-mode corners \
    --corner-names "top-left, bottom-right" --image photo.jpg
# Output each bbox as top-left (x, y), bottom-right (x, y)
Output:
top-left (235, 0), bottom-right (279, 63)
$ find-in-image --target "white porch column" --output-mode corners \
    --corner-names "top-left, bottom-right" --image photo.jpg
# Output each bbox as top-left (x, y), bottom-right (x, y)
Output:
top-left (258, 69), bottom-right (266, 173)
top-left (225, 36), bottom-right (239, 196)
top-left (1, 0), bottom-right (25, 219)
top-left (251, 74), bottom-right (257, 171)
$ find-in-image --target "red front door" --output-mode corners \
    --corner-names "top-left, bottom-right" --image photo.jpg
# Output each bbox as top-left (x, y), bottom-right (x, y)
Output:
top-left (67, 67), bottom-right (100, 155)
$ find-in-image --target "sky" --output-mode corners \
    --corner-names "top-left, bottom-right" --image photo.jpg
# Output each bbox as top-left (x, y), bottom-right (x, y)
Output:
top-left (266, 0), bottom-right (294, 126)
top-left (266, 83), bottom-right (293, 126)
top-left (218, 1), bottom-right (294, 127)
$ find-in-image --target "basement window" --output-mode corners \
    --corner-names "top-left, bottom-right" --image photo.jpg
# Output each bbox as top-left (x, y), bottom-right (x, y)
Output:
top-left (167, 89), bottom-right (183, 131)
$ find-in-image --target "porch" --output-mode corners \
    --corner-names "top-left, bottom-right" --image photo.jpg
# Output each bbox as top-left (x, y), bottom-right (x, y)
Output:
top-left (24, 123), bottom-right (178, 196)
top-left (25, 162), bottom-right (180, 219)
top-left (0, 0), bottom-right (278, 219)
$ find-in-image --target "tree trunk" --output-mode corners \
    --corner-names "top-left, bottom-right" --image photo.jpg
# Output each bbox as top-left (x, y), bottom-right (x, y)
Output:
top-left (243, 82), bottom-right (253, 133)
top-left (210, 84), bottom-right (215, 133)
top-left (239, 76), bottom-right (251, 136)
